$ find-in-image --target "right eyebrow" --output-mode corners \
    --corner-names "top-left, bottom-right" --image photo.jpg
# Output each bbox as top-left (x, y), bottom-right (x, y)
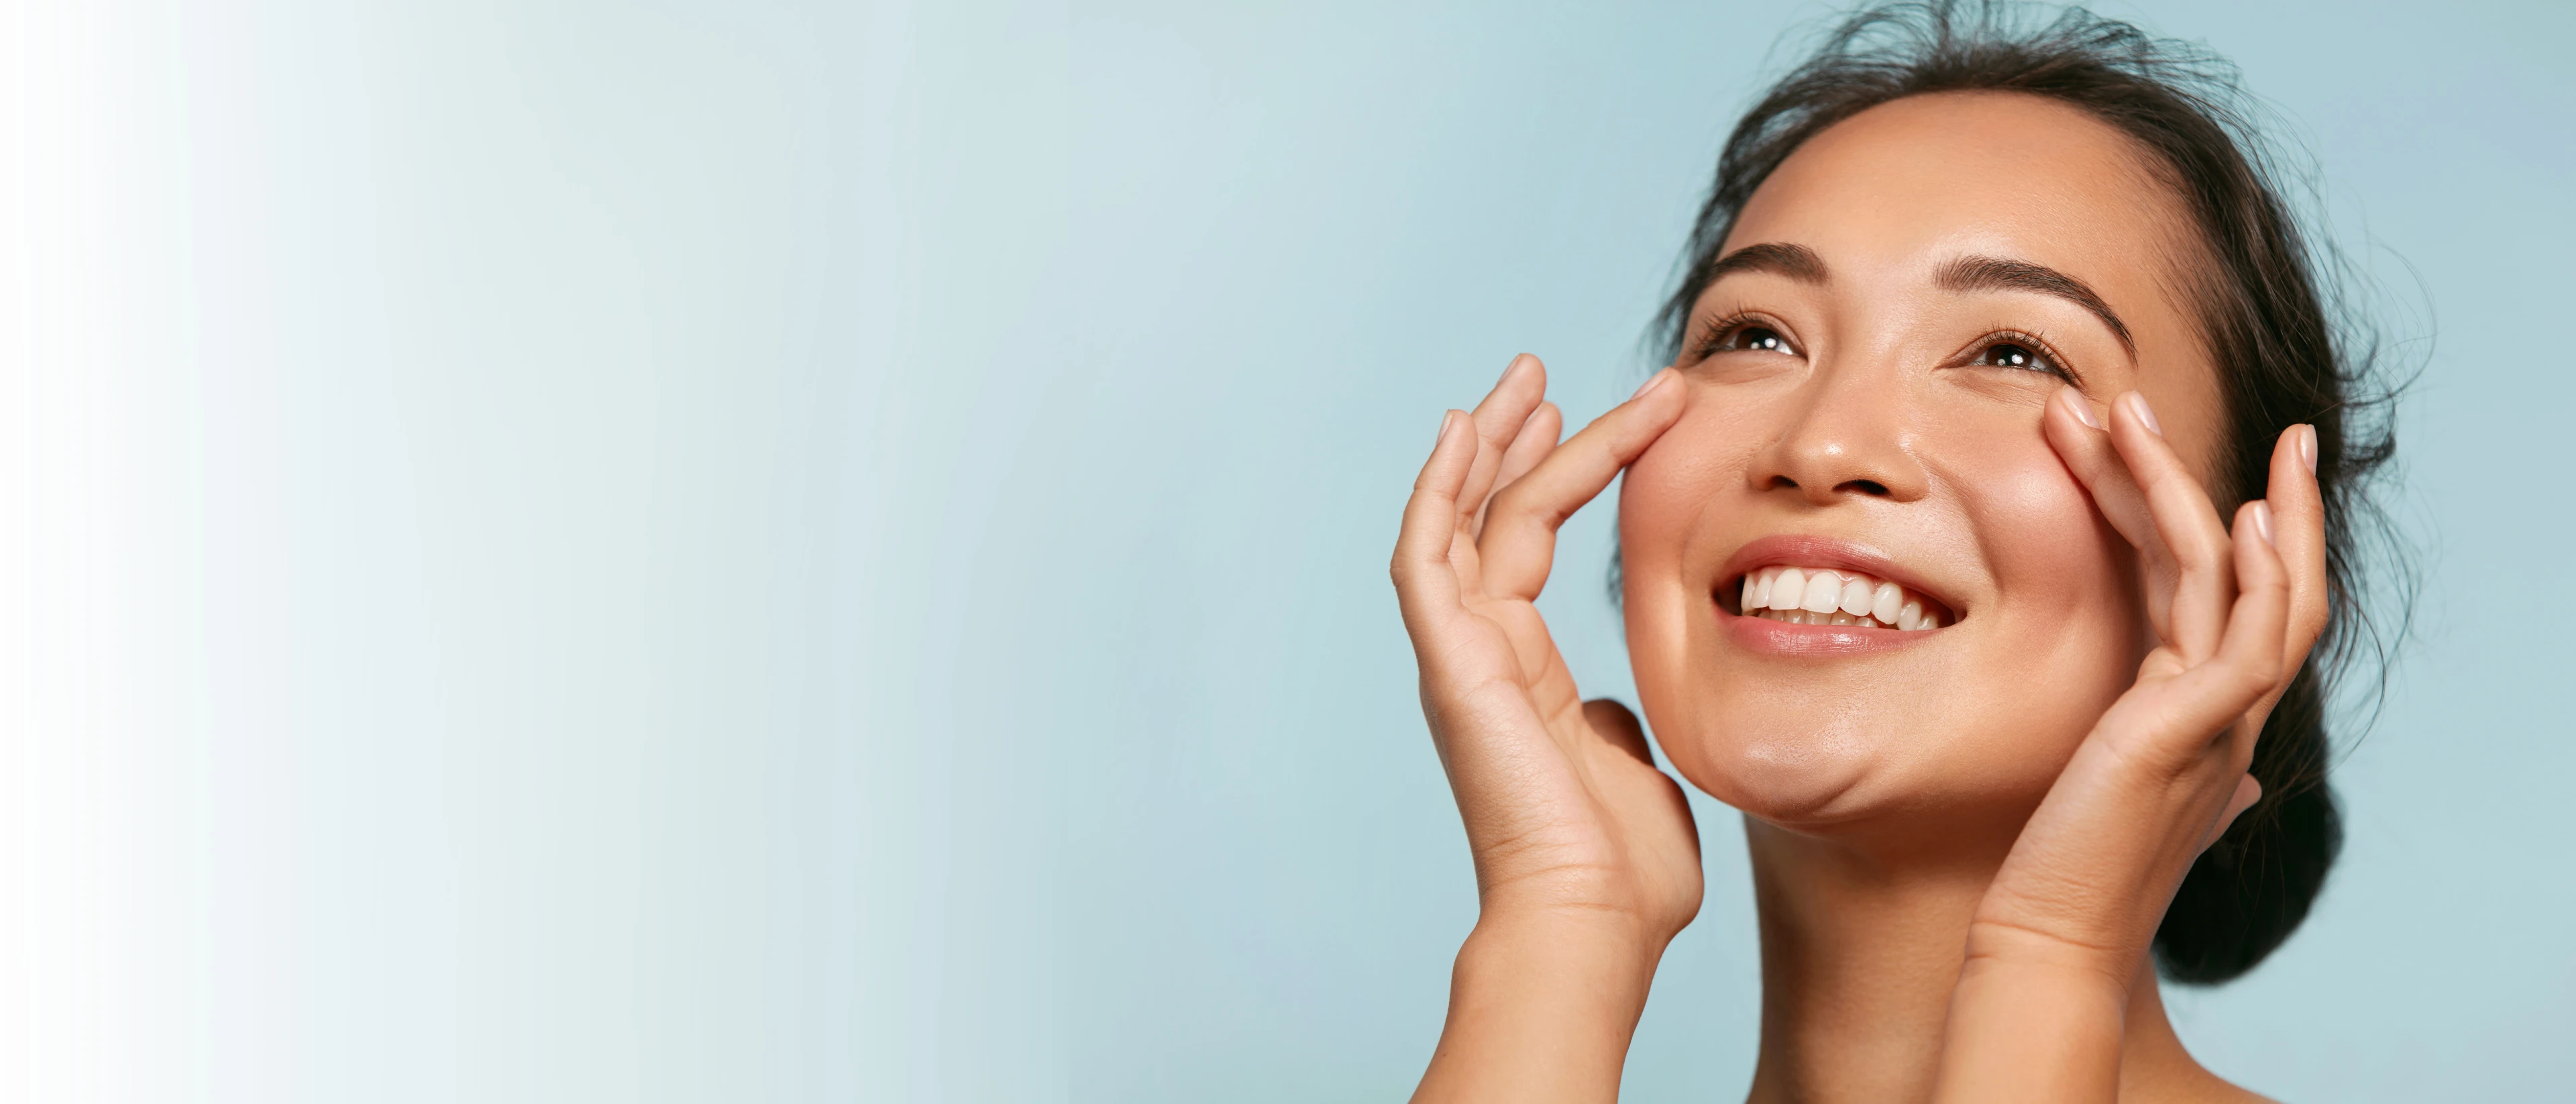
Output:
top-left (1703, 241), bottom-right (1829, 286)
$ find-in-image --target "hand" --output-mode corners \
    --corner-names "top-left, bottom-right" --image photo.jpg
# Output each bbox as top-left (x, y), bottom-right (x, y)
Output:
top-left (1395, 356), bottom-right (1696, 1103)
top-left (1934, 388), bottom-right (2329, 1103)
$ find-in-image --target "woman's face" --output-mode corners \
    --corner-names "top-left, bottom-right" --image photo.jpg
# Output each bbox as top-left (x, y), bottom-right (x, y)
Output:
top-left (1620, 91), bottom-right (2226, 838)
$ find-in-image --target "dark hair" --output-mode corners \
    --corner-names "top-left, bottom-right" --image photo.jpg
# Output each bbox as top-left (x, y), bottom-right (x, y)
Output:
top-left (1654, 1), bottom-right (2410, 983)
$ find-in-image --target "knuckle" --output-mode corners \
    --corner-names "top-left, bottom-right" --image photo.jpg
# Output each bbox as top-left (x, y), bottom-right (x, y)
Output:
top-left (1485, 485), bottom-right (1540, 531)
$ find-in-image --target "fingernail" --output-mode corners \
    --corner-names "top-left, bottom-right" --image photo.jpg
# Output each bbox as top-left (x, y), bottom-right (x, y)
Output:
top-left (1629, 370), bottom-right (1672, 402)
top-left (2060, 387), bottom-right (2103, 429)
top-left (2124, 392), bottom-right (2163, 437)
top-left (2249, 500), bottom-right (2275, 547)
top-left (1435, 409), bottom-right (1461, 447)
top-left (2297, 425), bottom-right (2318, 475)
top-left (1497, 354), bottom-right (1532, 386)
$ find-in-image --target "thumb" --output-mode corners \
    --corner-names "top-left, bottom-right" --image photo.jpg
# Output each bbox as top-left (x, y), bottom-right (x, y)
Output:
top-left (1582, 698), bottom-right (1654, 768)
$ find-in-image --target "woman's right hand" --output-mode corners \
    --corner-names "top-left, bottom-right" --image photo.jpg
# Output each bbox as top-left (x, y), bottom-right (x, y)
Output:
top-left (1395, 355), bottom-right (1697, 1104)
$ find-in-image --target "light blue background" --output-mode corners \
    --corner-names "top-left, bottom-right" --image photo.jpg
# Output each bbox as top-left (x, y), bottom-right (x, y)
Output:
top-left (6, 1), bottom-right (2569, 1101)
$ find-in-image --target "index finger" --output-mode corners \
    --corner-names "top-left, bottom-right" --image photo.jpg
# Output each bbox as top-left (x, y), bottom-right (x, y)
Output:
top-left (1476, 369), bottom-right (1686, 602)
top-left (2107, 391), bottom-right (2237, 663)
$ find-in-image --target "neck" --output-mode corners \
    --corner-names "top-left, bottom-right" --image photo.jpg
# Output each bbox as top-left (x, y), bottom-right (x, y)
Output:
top-left (1738, 814), bottom-right (2240, 1104)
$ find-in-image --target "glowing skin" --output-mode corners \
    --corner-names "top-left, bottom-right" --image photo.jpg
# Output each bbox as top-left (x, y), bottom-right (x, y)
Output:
top-left (1393, 92), bottom-right (2330, 1104)
top-left (1620, 91), bottom-right (2218, 839)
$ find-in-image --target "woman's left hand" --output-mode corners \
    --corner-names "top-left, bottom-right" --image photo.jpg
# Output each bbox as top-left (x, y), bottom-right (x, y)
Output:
top-left (1933, 387), bottom-right (2330, 1103)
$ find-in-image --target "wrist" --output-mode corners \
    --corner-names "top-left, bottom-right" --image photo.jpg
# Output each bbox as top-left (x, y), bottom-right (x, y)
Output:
top-left (1456, 910), bottom-right (1666, 1026)
top-left (1935, 954), bottom-right (2130, 1103)
top-left (1413, 916), bottom-right (1664, 1104)
top-left (1474, 875), bottom-right (1693, 954)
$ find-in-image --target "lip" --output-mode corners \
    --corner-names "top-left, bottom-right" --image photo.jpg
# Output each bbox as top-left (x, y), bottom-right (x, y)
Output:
top-left (1715, 534), bottom-right (1960, 657)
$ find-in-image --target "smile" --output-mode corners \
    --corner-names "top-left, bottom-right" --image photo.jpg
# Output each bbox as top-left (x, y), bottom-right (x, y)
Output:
top-left (1736, 565), bottom-right (1952, 630)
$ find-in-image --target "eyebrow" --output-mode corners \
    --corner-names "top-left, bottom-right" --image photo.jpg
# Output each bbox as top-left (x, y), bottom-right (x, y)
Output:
top-left (1935, 254), bottom-right (2136, 353)
top-left (1703, 241), bottom-right (1829, 285)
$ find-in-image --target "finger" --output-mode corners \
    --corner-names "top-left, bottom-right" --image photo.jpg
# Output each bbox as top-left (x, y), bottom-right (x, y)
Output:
top-left (1479, 369), bottom-right (1687, 601)
top-left (2043, 387), bottom-right (2176, 634)
top-left (1479, 400), bottom-right (1564, 535)
top-left (1455, 355), bottom-right (1549, 531)
top-left (2213, 498), bottom-right (2292, 751)
top-left (2168, 498), bottom-right (2293, 747)
top-left (2108, 391), bottom-right (2236, 662)
top-left (1582, 698), bottom-right (1654, 769)
top-left (1392, 409), bottom-right (1478, 633)
top-left (2265, 425), bottom-right (2330, 671)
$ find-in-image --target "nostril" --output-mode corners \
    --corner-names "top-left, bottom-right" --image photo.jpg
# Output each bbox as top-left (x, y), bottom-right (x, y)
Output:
top-left (1843, 479), bottom-right (1890, 496)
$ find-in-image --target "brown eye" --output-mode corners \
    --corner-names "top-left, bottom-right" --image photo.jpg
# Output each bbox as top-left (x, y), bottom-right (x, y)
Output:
top-left (1976, 341), bottom-right (2064, 377)
top-left (1732, 326), bottom-right (1790, 353)
top-left (1707, 323), bottom-right (1793, 355)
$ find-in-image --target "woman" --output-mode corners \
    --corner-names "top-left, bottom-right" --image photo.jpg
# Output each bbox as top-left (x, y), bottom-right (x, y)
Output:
top-left (1391, 3), bottom-right (2399, 1100)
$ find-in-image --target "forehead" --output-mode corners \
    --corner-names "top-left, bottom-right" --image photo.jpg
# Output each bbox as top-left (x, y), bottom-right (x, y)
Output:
top-left (1727, 91), bottom-right (2198, 328)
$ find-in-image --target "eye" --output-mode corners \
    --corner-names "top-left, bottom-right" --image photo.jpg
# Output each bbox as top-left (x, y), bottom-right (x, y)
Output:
top-left (1730, 326), bottom-right (1791, 353)
top-left (1972, 340), bottom-right (2068, 378)
top-left (1696, 317), bottom-right (1800, 360)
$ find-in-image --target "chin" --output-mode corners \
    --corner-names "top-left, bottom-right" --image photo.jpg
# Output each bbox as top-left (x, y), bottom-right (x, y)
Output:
top-left (1656, 690), bottom-right (2094, 843)
top-left (1661, 713), bottom-right (1897, 828)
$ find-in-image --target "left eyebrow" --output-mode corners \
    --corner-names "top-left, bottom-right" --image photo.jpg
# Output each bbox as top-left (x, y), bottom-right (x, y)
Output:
top-left (1935, 255), bottom-right (2136, 354)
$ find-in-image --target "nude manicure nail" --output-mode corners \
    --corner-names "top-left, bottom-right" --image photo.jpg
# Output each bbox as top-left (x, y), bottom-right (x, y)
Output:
top-left (2125, 392), bottom-right (2163, 437)
top-left (2297, 424), bottom-right (2318, 474)
top-left (1630, 370), bottom-right (1671, 402)
top-left (2250, 501), bottom-right (2275, 546)
top-left (2061, 388), bottom-right (2103, 429)
top-left (1436, 410), bottom-right (1461, 447)
top-left (1497, 354), bottom-right (1532, 386)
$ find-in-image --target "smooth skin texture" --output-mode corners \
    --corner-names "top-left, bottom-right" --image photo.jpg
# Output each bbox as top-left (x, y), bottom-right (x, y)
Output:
top-left (1392, 92), bottom-right (2329, 1102)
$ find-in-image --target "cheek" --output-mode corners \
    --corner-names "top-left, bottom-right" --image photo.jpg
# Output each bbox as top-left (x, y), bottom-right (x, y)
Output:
top-left (1617, 402), bottom-right (1758, 585)
top-left (1951, 435), bottom-right (2139, 645)
top-left (1939, 430), bottom-right (2146, 783)
top-left (1616, 406), bottom-right (1751, 726)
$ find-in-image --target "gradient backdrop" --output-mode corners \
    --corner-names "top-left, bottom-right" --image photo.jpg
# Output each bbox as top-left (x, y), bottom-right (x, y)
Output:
top-left (5, 1), bottom-right (2569, 1100)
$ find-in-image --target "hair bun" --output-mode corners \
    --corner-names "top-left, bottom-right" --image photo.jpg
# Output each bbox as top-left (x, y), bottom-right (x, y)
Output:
top-left (2154, 658), bottom-right (2343, 983)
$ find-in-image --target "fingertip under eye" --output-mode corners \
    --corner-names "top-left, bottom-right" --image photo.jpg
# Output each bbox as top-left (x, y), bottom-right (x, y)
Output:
top-left (2121, 392), bottom-right (2163, 437)
top-left (2057, 386), bottom-right (2104, 430)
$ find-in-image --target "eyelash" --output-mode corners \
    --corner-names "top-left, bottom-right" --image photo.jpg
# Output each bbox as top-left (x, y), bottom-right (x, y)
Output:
top-left (1689, 315), bottom-right (2082, 385)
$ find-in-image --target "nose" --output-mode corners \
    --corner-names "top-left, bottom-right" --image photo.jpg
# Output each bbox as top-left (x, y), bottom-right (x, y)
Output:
top-left (1748, 358), bottom-right (1930, 505)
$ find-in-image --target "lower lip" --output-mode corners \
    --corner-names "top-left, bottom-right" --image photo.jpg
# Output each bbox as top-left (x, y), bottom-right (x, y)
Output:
top-left (1721, 603), bottom-right (1945, 657)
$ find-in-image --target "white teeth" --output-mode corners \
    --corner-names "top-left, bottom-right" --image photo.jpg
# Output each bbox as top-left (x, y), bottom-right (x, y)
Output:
top-left (1770, 567), bottom-right (1806, 611)
top-left (1735, 563), bottom-right (1951, 632)
top-left (1837, 577), bottom-right (1875, 616)
top-left (1800, 571), bottom-right (1843, 614)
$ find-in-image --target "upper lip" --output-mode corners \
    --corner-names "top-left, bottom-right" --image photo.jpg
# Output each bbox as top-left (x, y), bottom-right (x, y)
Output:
top-left (1716, 534), bottom-right (1962, 619)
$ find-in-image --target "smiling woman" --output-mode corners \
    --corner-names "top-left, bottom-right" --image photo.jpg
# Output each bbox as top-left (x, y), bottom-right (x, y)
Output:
top-left (1391, 2), bottom-right (2401, 1101)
